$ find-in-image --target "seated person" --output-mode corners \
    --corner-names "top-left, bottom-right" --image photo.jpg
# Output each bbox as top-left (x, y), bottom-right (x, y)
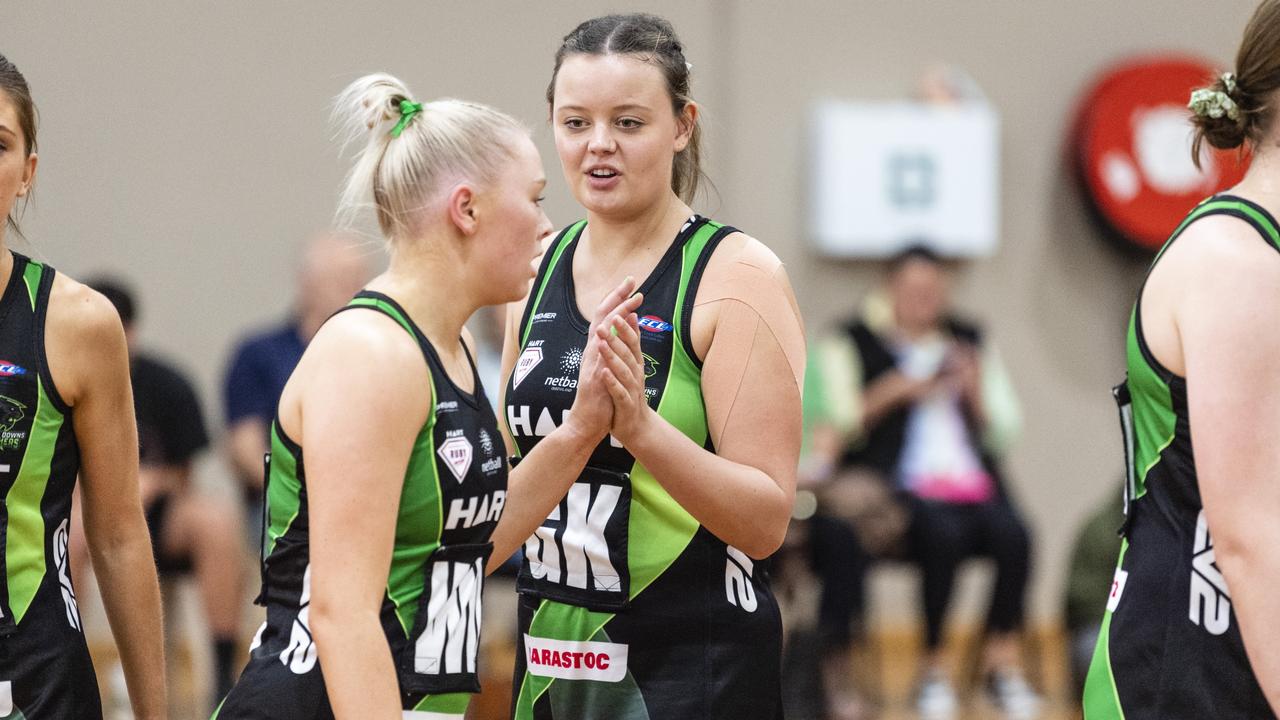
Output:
top-left (805, 245), bottom-right (1038, 720)
top-left (86, 278), bottom-right (246, 711)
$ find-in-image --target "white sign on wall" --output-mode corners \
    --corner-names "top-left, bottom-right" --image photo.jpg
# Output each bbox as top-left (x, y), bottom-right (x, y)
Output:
top-left (808, 100), bottom-right (1000, 258)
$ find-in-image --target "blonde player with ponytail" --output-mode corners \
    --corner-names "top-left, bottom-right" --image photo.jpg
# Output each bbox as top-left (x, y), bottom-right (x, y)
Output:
top-left (214, 74), bottom-right (641, 720)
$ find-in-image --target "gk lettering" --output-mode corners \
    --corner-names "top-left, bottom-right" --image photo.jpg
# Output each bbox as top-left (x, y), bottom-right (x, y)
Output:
top-left (525, 483), bottom-right (621, 592)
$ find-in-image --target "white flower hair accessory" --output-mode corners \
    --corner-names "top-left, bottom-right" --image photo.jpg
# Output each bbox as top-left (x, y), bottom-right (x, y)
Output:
top-left (1189, 72), bottom-right (1241, 122)
top-left (1222, 72), bottom-right (1238, 94)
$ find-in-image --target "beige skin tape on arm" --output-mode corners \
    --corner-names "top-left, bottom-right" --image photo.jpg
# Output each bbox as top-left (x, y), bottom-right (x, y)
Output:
top-left (693, 235), bottom-right (807, 449)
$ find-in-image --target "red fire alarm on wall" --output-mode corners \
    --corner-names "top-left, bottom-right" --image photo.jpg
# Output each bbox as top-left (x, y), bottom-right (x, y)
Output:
top-left (1073, 55), bottom-right (1249, 253)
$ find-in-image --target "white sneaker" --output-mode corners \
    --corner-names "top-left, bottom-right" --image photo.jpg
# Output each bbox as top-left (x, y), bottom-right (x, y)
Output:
top-left (987, 670), bottom-right (1042, 719)
top-left (915, 670), bottom-right (958, 720)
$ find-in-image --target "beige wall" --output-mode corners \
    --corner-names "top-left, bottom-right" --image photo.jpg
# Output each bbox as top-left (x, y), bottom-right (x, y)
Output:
top-left (7, 1), bottom-right (1259, 622)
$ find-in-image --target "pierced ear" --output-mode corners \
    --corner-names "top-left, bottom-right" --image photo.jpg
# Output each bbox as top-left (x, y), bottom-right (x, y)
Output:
top-left (446, 182), bottom-right (478, 235)
top-left (674, 102), bottom-right (699, 153)
top-left (15, 153), bottom-right (37, 198)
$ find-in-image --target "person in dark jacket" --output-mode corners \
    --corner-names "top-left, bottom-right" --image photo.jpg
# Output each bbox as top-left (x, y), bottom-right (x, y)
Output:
top-left (805, 245), bottom-right (1037, 719)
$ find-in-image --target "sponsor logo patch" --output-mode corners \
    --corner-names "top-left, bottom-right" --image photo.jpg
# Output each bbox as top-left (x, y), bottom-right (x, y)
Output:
top-left (0, 395), bottom-right (26, 450)
top-left (1106, 567), bottom-right (1128, 613)
top-left (513, 345), bottom-right (543, 389)
top-left (437, 431), bottom-right (473, 483)
top-left (524, 635), bottom-right (628, 682)
top-left (638, 315), bottom-right (673, 334)
top-left (0, 361), bottom-right (26, 377)
top-left (642, 353), bottom-right (659, 379)
top-left (445, 490), bottom-right (507, 529)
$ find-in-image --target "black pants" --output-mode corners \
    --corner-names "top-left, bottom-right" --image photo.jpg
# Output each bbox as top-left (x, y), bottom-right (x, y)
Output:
top-left (909, 499), bottom-right (1032, 649)
top-left (807, 514), bottom-right (872, 652)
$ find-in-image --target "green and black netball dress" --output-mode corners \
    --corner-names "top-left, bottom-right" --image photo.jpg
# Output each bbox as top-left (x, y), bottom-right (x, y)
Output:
top-left (506, 217), bottom-right (783, 720)
top-left (1084, 195), bottom-right (1278, 719)
top-left (0, 253), bottom-right (99, 719)
top-left (215, 291), bottom-right (507, 720)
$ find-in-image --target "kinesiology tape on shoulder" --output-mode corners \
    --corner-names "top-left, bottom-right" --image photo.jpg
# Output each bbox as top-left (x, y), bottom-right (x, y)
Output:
top-left (694, 241), bottom-right (806, 393)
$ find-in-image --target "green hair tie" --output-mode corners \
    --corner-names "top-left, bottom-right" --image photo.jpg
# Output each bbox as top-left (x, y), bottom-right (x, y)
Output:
top-left (390, 100), bottom-right (423, 138)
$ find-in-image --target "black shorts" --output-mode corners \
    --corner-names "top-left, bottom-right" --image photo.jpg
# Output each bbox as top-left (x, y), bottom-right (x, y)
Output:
top-left (145, 491), bottom-right (193, 575)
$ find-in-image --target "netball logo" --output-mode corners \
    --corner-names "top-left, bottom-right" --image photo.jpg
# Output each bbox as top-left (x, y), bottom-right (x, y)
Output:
top-left (560, 346), bottom-right (583, 374)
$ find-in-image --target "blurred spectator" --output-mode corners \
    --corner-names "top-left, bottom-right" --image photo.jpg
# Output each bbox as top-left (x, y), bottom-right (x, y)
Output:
top-left (804, 245), bottom-right (1037, 720)
top-left (1063, 487), bottom-right (1123, 704)
top-left (221, 233), bottom-right (371, 527)
top-left (88, 277), bottom-right (246, 710)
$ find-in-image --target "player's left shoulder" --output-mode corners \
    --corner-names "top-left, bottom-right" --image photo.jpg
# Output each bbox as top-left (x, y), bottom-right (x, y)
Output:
top-left (698, 229), bottom-right (797, 309)
top-left (46, 272), bottom-right (126, 351)
top-left (704, 230), bottom-right (784, 278)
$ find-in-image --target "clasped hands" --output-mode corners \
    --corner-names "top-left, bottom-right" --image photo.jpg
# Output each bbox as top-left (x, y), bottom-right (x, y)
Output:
top-left (565, 277), bottom-right (652, 447)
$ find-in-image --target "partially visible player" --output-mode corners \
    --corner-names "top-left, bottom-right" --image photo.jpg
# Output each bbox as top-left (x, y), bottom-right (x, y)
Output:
top-left (0, 52), bottom-right (165, 718)
top-left (1085, 2), bottom-right (1280, 716)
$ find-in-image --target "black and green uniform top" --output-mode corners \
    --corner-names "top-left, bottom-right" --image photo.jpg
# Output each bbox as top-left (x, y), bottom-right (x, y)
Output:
top-left (0, 253), bottom-right (101, 720)
top-left (505, 217), bottom-right (783, 720)
top-left (216, 291), bottom-right (507, 720)
top-left (1084, 195), bottom-right (1278, 719)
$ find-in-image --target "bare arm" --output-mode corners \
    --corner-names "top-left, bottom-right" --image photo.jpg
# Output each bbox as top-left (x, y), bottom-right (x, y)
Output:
top-left (488, 279), bottom-right (643, 571)
top-left (600, 236), bottom-right (806, 559)
top-left (225, 417), bottom-right (268, 491)
top-left (1170, 221), bottom-right (1280, 714)
top-left (47, 279), bottom-right (165, 719)
top-left (297, 311), bottom-right (429, 720)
